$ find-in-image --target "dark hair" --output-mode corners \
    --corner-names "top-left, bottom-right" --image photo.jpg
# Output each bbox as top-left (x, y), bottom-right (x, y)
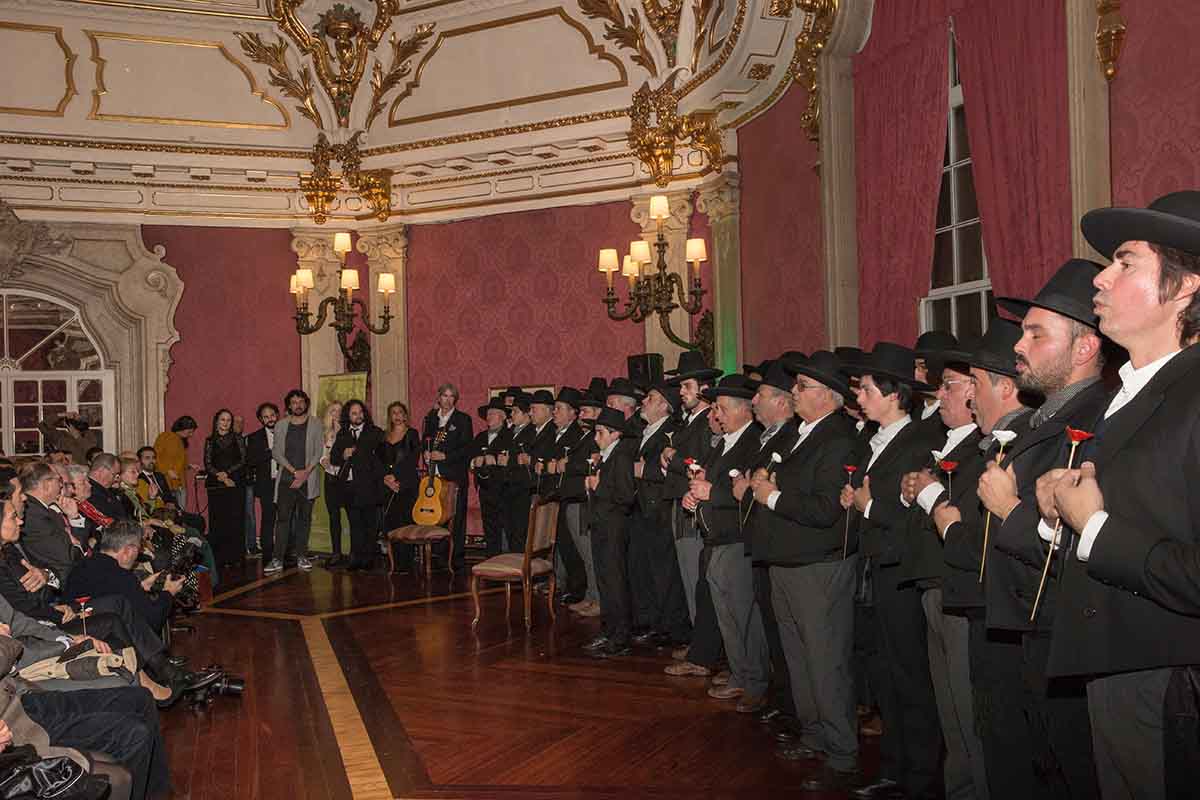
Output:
top-left (284, 390), bottom-right (310, 412)
top-left (211, 408), bottom-right (235, 437)
top-left (1150, 242), bottom-right (1200, 345)
top-left (18, 461), bottom-right (55, 493)
top-left (385, 401), bottom-right (410, 428)
top-left (99, 519), bottom-right (143, 555)
top-left (171, 415), bottom-right (198, 433)
top-left (136, 446), bottom-right (155, 459)
top-left (339, 399), bottom-right (373, 429)
top-left (256, 402), bottom-right (279, 421)
top-left (90, 452), bottom-right (118, 473)
top-left (869, 375), bottom-right (914, 413)
top-left (0, 469), bottom-right (16, 503)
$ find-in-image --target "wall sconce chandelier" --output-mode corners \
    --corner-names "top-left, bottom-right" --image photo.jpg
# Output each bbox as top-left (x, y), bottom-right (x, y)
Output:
top-left (290, 233), bottom-right (395, 353)
top-left (598, 194), bottom-right (708, 351)
top-left (302, 131), bottom-right (393, 225)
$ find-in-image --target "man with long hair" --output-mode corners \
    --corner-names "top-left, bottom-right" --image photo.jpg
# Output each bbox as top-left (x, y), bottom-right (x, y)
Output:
top-left (330, 400), bottom-right (385, 571)
top-left (266, 390), bottom-right (324, 574)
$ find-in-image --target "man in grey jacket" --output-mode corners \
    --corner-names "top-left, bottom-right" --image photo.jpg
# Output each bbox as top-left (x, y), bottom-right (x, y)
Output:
top-left (265, 389), bottom-right (325, 574)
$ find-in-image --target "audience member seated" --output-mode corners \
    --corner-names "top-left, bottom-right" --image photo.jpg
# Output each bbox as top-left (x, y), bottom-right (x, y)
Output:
top-left (16, 463), bottom-right (84, 585)
top-left (85, 455), bottom-right (127, 523)
top-left (63, 521), bottom-right (184, 634)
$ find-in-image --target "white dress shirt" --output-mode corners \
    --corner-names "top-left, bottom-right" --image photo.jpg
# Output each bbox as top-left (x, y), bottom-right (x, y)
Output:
top-left (911, 422), bottom-right (978, 514)
top-left (765, 412), bottom-right (834, 511)
top-left (639, 415), bottom-right (668, 451)
top-left (863, 415), bottom-right (911, 519)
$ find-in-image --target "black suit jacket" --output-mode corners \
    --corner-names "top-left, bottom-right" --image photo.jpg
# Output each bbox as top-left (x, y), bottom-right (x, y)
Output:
top-left (421, 408), bottom-right (474, 484)
top-left (633, 418), bottom-right (677, 516)
top-left (663, 407), bottom-right (715, 500)
top-left (985, 380), bottom-right (1111, 632)
top-left (63, 552), bottom-right (174, 631)
top-left (850, 417), bottom-right (944, 567)
top-left (585, 440), bottom-right (636, 538)
top-left (1048, 345), bottom-right (1200, 676)
top-left (469, 427), bottom-right (512, 491)
top-left (0, 542), bottom-right (62, 624)
top-left (330, 424), bottom-right (387, 507)
top-left (751, 413), bottom-right (858, 565)
top-left (549, 421), bottom-right (594, 502)
top-left (87, 479), bottom-right (128, 523)
top-left (244, 427), bottom-right (277, 498)
top-left (696, 421), bottom-right (765, 547)
top-left (738, 421), bottom-right (799, 559)
top-left (527, 421), bottom-right (559, 495)
top-left (503, 424), bottom-right (538, 493)
top-left (899, 427), bottom-right (983, 587)
top-left (20, 498), bottom-right (83, 584)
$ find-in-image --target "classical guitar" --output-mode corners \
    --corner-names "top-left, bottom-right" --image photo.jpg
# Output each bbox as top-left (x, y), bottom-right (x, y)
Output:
top-left (413, 429), bottom-right (451, 526)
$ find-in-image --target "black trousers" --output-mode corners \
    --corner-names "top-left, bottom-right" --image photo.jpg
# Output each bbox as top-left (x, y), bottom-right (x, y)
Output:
top-left (969, 618), bottom-right (1038, 799)
top-left (633, 504), bottom-right (690, 641)
top-left (754, 564), bottom-right (796, 718)
top-left (345, 504), bottom-right (378, 567)
top-left (449, 479), bottom-right (468, 568)
top-left (628, 509), bottom-right (656, 630)
top-left (590, 516), bottom-right (630, 645)
top-left (23, 686), bottom-right (168, 800)
top-left (62, 594), bottom-right (165, 670)
top-left (503, 488), bottom-right (532, 556)
top-left (324, 474), bottom-right (345, 556)
top-left (1022, 631), bottom-right (1100, 799)
top-left (477, 478), bottom-right (506, 557)
top-left (854, 601), bottom-right (880, 710)
top-left (687, 543), bottom-right (725, 669)
top-left (555, 502), bottom-right (587, 597)
top-left (872, 563), bottom-right (942, 798)
top-left (255, 491), bottom-right (276, 558)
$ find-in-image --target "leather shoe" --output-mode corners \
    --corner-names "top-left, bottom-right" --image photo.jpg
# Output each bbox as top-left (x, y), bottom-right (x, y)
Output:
top-left (774, 729), bottom-right (798, 744)
top-left (710, 670), bottom-right (731, 687)
top-left (167, 656), bottom-right (187, 668)
top-left (707, 685), bottom-right (743, 701)
top-left (852, 778), bottom-right (904, 799)
top-left (559, 592), bottom-right (583, 605)
top-left (589, 641), bottom-right (631, 659)
top-left (582, 635), bottom-right (610, 653)
top-left (664, 662), bottom-right (711, 677)
top-left (631, 630), bottom-right (656, 645)
top-left (735, 694), bottom-right (766, 714)
top-left (776, 744), bottom-right (824, 761)
top-left (671, 646), bottom-right (689, 662)
top-left (801, 765), bottom-right (859, 792)
top-left (757, 707), bottom-right (781, 724)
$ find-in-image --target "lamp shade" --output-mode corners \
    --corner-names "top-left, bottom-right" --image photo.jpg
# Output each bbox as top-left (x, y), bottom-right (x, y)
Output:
top-left (685, 238), bottom-right (708, 262)
top-left (333, 232), bottom-right (353, 254)
top-left (630, 240), bottom-right (652, 264)
top-left (340, 268), bottom-right (359, 291)
top-left (622, 255), bottom-right (639, 277)
top-left (598, 248), bottom-right (619, 273)
top-left (377, 272), bottom-right (396, 294)
top-left (649, 195), bottom-right (670, 220)
top-left (296, 268), bottom-right (315, 289)
top-left (289, 274), bottom-right (300, 294)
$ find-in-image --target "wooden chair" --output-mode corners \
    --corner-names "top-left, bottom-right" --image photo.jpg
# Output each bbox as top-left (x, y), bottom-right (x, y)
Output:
top-left (470, 496), bottom-right (560, 630)
top-left (385, 481), bottom-right (459, 578)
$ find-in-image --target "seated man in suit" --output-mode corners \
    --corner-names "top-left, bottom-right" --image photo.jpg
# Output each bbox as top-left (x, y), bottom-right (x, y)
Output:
top-left (85, 454), bottom-right (129, 524)
top-left (16, 462), bottom-right (85, 585)
top-left (63, 520), bottom-right (184, 633)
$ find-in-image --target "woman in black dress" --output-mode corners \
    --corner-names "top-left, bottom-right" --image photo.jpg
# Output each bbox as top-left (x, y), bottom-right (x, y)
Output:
top-left (204, 408), bottom-right (245, 567)
top-left (377, 401), bottom-right (420, 572)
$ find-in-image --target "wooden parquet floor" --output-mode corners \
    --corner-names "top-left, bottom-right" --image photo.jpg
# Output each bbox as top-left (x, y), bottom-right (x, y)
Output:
top-left (161, 560), bottom-right (878, 799)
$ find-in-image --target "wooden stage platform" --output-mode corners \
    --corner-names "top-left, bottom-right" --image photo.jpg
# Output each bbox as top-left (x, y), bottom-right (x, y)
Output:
top-left (162, 561), bottom-right (878, 799)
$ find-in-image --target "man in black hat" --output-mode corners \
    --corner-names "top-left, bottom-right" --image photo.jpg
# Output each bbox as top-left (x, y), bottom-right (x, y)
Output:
top-left (605, 378), bottom-right (644, 438)
top-left (547, 388), bottom-right (591, 604)
top-left (746, 351), bottom-right (860, 789)
top-left (838, 342), bottom-right (944, 800)
top-left (1040, 191), bottom-right (1200, 798)
top-left (660, 352), bottom-right (722, 675)
top-left (684, 376), bottom-right (767, 709)
top-left (561, 390), bottom-right (604, 617)
top-left (470, 399), bottom-right (512, 557)
top-left (525, 390), bottom-right (559, 501)
top-left (422, 383), bottom-right (474, 570)
top-left (584, 407), bottom-right (637, 658)
top-left (924, 320), bottom-right (1036, 799)
top-left (974, 259), bottom-right (1110, 799)
top-left (898, 345), bottom-right (985, 800)
top-left (627, 382), bottom-right (686, 648)
top-left (913, 331), bottom-right (957, 441)
top-left (500, 394), bottom-right (537, 555)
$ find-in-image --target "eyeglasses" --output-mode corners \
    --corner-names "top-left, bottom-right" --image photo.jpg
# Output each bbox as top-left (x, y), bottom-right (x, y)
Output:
top-left (939, 379), bottom-right (971, 392)
top-left (794, 383), bottom-right (825, 392)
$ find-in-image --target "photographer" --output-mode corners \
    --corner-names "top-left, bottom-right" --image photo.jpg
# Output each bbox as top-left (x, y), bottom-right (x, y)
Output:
top-left (62, 521), bottom-right (184, 633)
top-left (36, 412), bottom-right (98, 468)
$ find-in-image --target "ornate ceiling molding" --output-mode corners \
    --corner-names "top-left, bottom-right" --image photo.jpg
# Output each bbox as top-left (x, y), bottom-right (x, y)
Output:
top-left (0, 198), bottom-right (72, 282)
top-left (0, 22), bottom-right (77, 117)
top-left (578, 0), bottom-right (657, 77)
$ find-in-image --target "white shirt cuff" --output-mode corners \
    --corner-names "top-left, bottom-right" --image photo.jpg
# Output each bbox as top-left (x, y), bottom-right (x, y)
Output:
top-left (766, 490), bottom-right (782, 511)
top-left (69, 516), bottom-right (86, 527)
top-left (916, 482), bottom-right (946, 515)
top-left (1037, 517), bottom-right (1062, 550)
top-left (863, 499), bottom-right (874, 520)
top-left (900, 493), bottom-right (911, 508)
top-left (1075, 510), bottom-right (1109, 562)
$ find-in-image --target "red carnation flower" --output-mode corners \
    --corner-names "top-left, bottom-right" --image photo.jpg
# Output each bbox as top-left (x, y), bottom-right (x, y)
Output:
top-left (938, 460), bottom-right (959, 473)
top-left (1065, 427), bottom-right (1094, 444)
top-left (844, 465), bottom-right (858, 473)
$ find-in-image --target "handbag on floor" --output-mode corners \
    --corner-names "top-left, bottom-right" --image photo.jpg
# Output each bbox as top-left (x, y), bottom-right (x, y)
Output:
top-left (0, 750), bottom-right (110, 799)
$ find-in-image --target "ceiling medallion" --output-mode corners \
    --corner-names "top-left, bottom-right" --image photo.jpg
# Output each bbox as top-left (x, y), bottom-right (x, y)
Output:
top-left (302, 132), bottom-right (393, 223)
top-left (240, 1), bottom-right (435, 129)
top-left (578, 0), bottom-right (658, 77)
top-left (0, 200), bottom-right (73, 284)
top-left (629, 74), bottom-right (723, 187)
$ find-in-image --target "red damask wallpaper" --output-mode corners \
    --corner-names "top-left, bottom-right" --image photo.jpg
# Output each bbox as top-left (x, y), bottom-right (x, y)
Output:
top-left (404, 202), bottom-right (646, 419)
top-left (738, 83), bottom-right (826, 361)
top-left (1110, 0), bottom-right (1200, 206)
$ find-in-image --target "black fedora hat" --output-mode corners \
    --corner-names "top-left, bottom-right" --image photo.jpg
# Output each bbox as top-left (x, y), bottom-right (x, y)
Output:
top-left (914, 330), bottom-right (958, 357)
top-left (706, 374), bottom-right (757, 401)
top-left (501, 385), bottom-right (524, 403)
top-left (964, 318), bottom-right (1023, 378)
top-left (594, 407), bottom-right (629, 435)
top-left (752, 360), bottom-right (794, 394)
top-left (579, 391), bottom-right (605, 409)
top-left (555, 387), bottom-right (583, 410)
top-left (834, 346), bottom-right (864, 370)
top-left (846, 342), bottom-right (933, 390)
top-left (477, 398), bottom-right (509, 420)
top-left (784, 350), bottom-right (850, 396)
top-left (530, 389), bottom-right (555, 407)
top-left (996, 258), bottom-right (1103, 328)
top-left (585, 377), bottom-right (608, 397)
top-left (665, 350), bottom-right (722, 384)
top-left (511, 393), bottom-right (533, 413)
top-left (647, 382), bottom-right (682, 411)
top-left (606, 377), bottom-right (641, 400)
top-left (1082, 190), bottom-right (1200, 259)
top-left (742, 360), bottom-right (770, 380)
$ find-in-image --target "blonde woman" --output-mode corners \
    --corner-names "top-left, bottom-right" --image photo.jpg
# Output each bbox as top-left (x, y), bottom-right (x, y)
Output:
top-left (318, 402), bottom-right (347, 567)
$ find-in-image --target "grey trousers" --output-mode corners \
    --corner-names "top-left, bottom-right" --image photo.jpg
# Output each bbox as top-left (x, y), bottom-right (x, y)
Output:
top-left (770, 558), bottom-right (859, 771)
top-left (922, 588), bottom-right (988, 800)
top-left (675, 532), bottom-right (703, 622)
top-left (1088, 667), bottom-right (1170, 800)
top-left (565, 503), bottom-right (597, 604)
top-left (707, 542), bottom-right (768, 697)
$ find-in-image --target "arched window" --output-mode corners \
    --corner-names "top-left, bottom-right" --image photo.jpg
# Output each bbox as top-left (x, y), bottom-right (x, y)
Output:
top-left (0, 291), bottom-right (115, 456)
